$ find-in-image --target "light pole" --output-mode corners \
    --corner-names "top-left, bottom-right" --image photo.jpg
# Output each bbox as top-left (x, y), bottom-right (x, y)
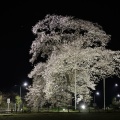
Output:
top-left (14, 82), bottom-right (28, 111)
top-left (15, 82), bottom-right (28, 98)
top-left (75, 66), bottom-right (76, 110)
top-left (20, 82), bottom-right (28, 98)
top-left (94, 91), bottom-right (100, 103)
top-left (117, 94), bottom-right (120, 98)
top-left (115, 83), bottom-right (118, 87)
top-left (103, 79), bottom-right (105, 110)
top-left (116, 94), bottom-right (120, 101)
top-left (20, 86), bottom-right (21, 98)
top-left (75, 66), bottom-right (77, 110)
top-left (20, 82), bottom-right (28, 111)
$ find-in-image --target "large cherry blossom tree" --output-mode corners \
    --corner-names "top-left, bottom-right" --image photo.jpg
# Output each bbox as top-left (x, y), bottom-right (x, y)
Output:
top-left (26, 15), bottom-right (120, 108)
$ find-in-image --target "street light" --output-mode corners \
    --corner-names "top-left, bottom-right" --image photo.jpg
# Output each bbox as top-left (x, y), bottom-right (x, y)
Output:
top-left (15, 82), bottom-right (28, 98)
top-left (14, 82), bottom-right (28, 111)
top-left (20, 82), bottom-right (28, 98)
top-left (115, 83), bottom-right (118, 87)
top-left (23, 82), bottom-right (28, 87)
top-left (103, 79), bottom-right (105, 110)
top-left (117, 94), bottom-right (120, 98)
top-left (96, 92), bottom-right (100, 95)
top-left (74, 65), bottom-right (77, 110)
top-left (94, 91), bottom-right (100, 103)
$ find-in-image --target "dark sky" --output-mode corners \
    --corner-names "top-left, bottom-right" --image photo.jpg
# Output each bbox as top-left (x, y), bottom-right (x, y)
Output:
top-left (0, 1), bottom-right (120, 105)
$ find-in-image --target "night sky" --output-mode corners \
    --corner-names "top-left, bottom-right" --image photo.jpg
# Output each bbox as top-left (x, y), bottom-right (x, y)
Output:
top-left (0, 1), bottom-right (119, 106)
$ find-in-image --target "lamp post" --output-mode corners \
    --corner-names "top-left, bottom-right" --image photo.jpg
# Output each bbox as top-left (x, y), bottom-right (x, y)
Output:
top-left (75, 66), bottom-right (77, 110)
top-left (20, 82), bottom-right (28, 111)
top-left (94, 91), bottom-right (100, 103)
top-left (117, 94), bottom-right (120, 98)
top-left (103, 79), bottom-right (105, 110)
top-left (116, 94), bottom-right (120, 101)
top-left (115, 83), bottom-right (118, 87)
top-left (20, 82), bottom-right (28, 98)
top-left (15, 82), bottom-right (28, 98)
top-left (74, 52), bottom-right (77, 110)
top-left (20, 86), bottom-right (21, 98)
top-left (15, 82), bottom-right (28, 111)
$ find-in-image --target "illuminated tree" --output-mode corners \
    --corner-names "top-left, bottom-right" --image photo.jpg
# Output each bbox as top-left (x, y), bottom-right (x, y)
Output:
top-left (25, 75), bottom-right (46, 108)
top-left (43, 46), bottom-right (120, 103)
top-left (26, 15), bottom-right (120, 108)
top-left (29, 14), bottom-right (110, 63)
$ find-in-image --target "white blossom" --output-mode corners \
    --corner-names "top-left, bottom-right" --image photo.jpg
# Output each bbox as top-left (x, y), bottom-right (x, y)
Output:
top-left (26, 15), bottom-right (120, 108)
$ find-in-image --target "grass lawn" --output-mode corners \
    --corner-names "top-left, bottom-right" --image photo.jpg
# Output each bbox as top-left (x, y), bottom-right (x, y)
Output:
top-left (0, 113), bottom-right (120, 120)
